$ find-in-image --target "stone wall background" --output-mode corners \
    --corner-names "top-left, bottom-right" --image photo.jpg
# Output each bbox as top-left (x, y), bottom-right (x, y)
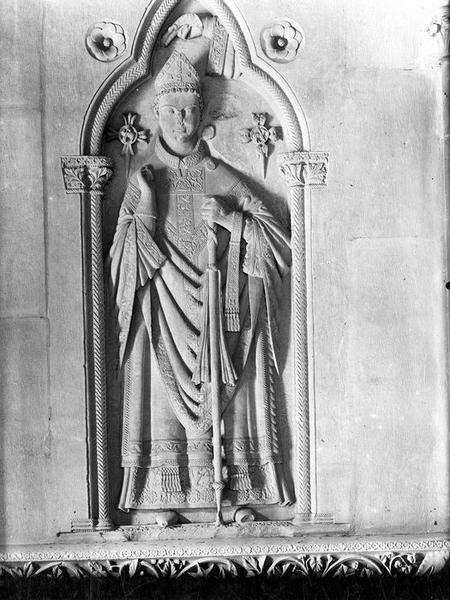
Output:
top-left (0, 0), bottom-right (446, 544)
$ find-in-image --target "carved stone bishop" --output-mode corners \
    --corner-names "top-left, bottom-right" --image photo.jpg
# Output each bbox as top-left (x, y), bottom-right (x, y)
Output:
top-left (108, 51), bottom-right (292, 514)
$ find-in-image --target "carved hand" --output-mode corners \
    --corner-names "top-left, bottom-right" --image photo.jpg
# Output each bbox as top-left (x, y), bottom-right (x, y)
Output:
top-left (136, 166), bottom-right (157, 236)
top-left (161, 14), bottom-right (204, 46)
top-left (202, 197), bottom-right (234, 232)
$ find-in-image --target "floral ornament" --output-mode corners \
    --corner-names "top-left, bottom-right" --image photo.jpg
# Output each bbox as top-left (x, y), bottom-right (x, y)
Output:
top-left (260, 19), bottom-right (304, 64)
top-left (240, 113), bottom-right (280, 179)
top-left (86, 21), bottom-right (127, 62)
top-left (107, 113), bottom-right (151, 177)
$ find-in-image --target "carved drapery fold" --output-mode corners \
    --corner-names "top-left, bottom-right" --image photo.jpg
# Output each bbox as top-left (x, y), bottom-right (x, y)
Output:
top-left (61, 155), bottom-right (114, 530)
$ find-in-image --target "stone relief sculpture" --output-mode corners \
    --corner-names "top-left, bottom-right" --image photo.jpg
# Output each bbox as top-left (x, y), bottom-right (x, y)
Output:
top-left (61, 0), bottom-right (330, 534)
top-left (107, 50), bottom-right (292, 522)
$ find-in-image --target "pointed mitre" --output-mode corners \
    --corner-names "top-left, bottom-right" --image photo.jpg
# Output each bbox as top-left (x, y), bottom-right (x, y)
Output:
top-left (155, 51), bottom-right (201, 97)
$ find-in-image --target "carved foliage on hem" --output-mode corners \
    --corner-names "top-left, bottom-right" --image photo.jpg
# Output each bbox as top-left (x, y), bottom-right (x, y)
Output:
top-left (125, 460), bottom-right (285, 508)
top-left (0, 549), bottom-right (448, 580)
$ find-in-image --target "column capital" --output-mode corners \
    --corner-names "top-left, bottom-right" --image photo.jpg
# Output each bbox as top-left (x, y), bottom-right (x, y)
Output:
top-left (278, 151), bottom-right (329, 188)
top-left (428, 3), bottom-right (450, 61)
top-left (61, 156), bottom-right (113, 194)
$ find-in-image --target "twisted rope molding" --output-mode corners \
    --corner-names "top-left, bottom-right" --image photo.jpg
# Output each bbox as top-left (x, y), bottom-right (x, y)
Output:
top-left (289, 186), bottom-right (310, 515)
top-left (89, 192), bottom-right (112, 529)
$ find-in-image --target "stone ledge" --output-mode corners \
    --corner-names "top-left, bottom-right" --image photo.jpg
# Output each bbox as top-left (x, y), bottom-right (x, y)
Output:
top-left (0, 534), bottom-right (448, 579)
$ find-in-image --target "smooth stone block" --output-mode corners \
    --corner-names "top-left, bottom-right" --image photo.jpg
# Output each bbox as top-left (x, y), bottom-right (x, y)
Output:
top-left (0, 317), bottom-right (49, 544)
top-left (345, 237), bottom-right (447, 532)
top-left (0, 108), bottom-right (46, 318)
top-left (0, 0), bottom-right (42, 109)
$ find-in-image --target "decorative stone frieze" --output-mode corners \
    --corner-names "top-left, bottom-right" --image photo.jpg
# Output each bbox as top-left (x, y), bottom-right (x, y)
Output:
top-left (0, 539), bottom-right (448, 579)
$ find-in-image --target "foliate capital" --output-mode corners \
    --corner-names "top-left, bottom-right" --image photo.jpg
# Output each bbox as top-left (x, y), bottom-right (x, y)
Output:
top-left (61, 156), bottom-right (114, 194)
top-left (278, 151), bottom-right (329, 188)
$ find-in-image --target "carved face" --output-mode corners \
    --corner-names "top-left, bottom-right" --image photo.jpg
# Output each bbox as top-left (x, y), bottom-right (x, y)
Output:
top-left (157, 91), bottom-right (201, 149)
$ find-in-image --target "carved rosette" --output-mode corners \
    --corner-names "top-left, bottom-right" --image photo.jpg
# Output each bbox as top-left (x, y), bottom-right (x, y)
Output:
top-left (428, 5), bottom-right (450, 61)
top-left (85, 21), bottom-right (127, 62)
top-left (260, 18), bottom-right (304, 64)
top-left (278, 151), bottom-right (329, 188)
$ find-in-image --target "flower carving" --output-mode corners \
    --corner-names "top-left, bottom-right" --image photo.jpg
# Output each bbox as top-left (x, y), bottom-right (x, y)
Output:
top-left (108, 113), bottom-right (150, 156)
top-left (86, 21), bottom-right (127, 62)
top-left (260, 19), bottom-right (304, 63)
top-left (107, 113), bottom-right (151, 177)
top-left (240, 113), bottom-right (280, 179)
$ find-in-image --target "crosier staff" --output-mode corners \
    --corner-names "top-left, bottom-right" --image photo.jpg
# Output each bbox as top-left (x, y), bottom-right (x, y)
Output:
top-left (206, 219), bottom-right (225, 525)
top-left (198, 197), bottom-right (237, 526)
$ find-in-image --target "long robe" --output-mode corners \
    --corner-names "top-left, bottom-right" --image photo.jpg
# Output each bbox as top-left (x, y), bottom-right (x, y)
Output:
top-left (108, 137), bottom-right (292, 510)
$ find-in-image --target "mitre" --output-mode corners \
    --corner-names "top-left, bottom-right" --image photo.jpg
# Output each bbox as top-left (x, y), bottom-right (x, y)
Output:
top-left (155, 51), bottom-right (201, 97)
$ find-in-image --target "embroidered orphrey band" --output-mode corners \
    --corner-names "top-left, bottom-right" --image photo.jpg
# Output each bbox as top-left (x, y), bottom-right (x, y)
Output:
top-left (225, 211), bottom-right (243, 331)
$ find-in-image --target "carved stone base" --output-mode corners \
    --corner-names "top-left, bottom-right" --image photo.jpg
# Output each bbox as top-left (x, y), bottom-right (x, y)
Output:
top-left (1, 535), bottom-right (448, 579)
top-left (58, 520), bottom-right (351, 544)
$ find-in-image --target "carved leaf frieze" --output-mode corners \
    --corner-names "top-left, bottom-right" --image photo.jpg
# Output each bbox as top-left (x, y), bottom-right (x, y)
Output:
top-left (0, 548), bottom-right (448, 580)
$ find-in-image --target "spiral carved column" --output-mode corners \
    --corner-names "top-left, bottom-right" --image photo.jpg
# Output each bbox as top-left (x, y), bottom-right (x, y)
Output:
top-left (61, 156), bottom-right (114, 531)
top-left (278, 150), bottom-right (329, 522)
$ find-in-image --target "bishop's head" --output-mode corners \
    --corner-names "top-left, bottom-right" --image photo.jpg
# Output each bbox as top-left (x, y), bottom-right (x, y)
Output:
top-left (153, 52), bottom-right (203, 155)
